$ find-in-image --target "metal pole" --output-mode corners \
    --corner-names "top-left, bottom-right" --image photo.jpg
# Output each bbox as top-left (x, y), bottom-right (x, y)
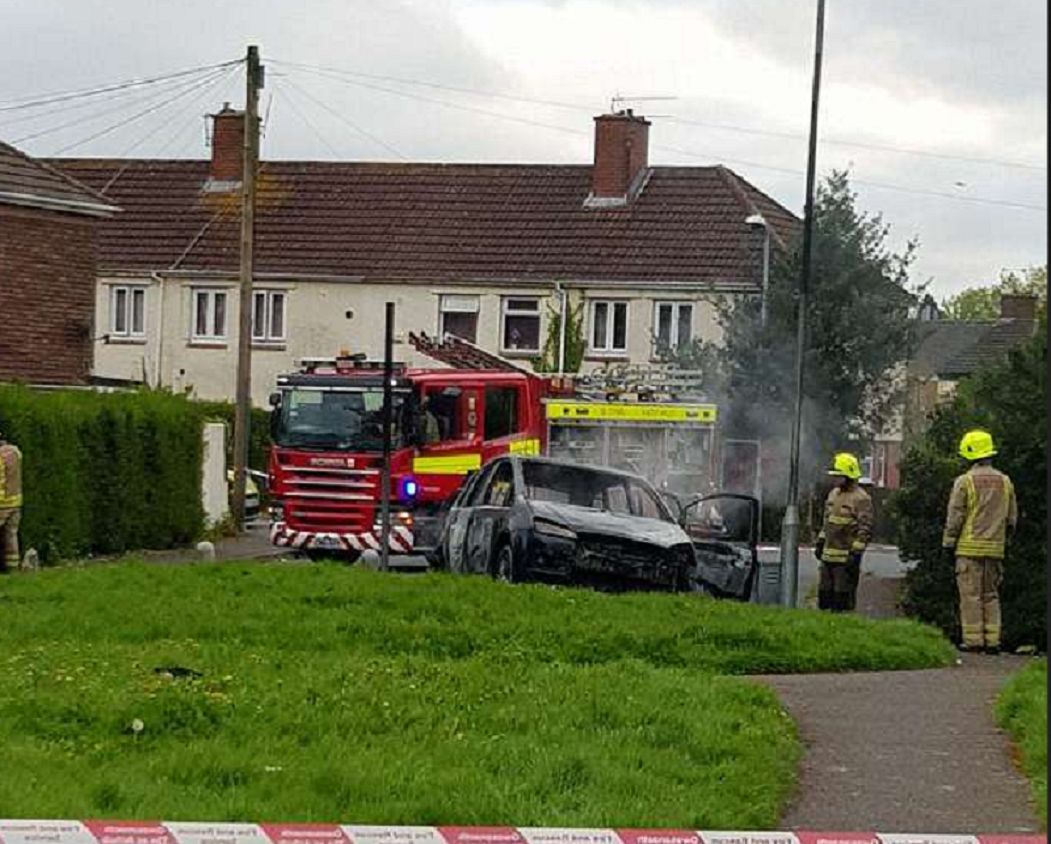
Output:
top-left (557, 283), bottom-right (568, 376)
top-left (379, 301), bottom-right (395, 571)
top-left (780, 0), bottom-right (825, 608)
top-left (232, 44), bottom-right (262, 531)
top-left (760, 227), bottom-right (771, 329)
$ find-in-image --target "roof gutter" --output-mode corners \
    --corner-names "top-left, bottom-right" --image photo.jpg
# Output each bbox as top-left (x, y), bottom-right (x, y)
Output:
top-left (0, 190), bottom-right (119, 217)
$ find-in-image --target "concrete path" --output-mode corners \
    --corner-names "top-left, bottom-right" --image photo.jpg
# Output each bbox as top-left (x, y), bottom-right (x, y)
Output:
top-left (761, 650), bottom-right (1040, 833)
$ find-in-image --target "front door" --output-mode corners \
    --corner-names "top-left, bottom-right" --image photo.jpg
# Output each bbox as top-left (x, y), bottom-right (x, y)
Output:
top-left (681, 494), bottom-right (759, 599)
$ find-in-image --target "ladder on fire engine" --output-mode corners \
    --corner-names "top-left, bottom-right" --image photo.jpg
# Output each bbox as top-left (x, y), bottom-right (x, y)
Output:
top-left (408, 332), bottom-right (532, 374)
top-left (573, 364), bottom-right (710, 403)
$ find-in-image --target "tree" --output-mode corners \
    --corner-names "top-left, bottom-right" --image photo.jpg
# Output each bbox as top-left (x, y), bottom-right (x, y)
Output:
top-left (891, 326), bottom-right (1046, 649)
top-left (941, 266), bottom-right (1047, 321)
top-left (532, 298), bottom-right (585, 374)
top-left (714, 170), bottom-right (918, 497)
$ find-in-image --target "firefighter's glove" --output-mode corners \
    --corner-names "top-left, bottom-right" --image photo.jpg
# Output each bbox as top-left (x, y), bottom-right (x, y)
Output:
top-left (814, 537), bottom-right (825, 561)
top-left (848, 550), bottom-right (863, 568)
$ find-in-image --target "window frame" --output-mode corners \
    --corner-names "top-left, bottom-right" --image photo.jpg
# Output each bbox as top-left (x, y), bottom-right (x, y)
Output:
top-left (109, 284), bottom-right (147, 339)
top-left (190, 287), bottom-right (229, 343)
top-left (252, 289), bottom-right (287, 344)
top-left (653, 300), bottom-right (694, 352)
top-left (500, 296), bottom-right (542, 354)
top-left (588, 298), bottom-right (629, 355)
top-left (438, 294), bottom-right (480, 343)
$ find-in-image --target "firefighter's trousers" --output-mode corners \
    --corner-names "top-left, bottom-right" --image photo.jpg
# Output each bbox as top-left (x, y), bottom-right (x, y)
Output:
top-left (0, 507), bottom-right (20, 570)
top-left (818, 555), bottom-right (861, 612)
top-left (956, 556), bottom-right (1002, 648)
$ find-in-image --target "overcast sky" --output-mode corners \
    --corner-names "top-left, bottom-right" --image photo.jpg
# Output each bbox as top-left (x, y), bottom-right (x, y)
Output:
top-left (1, 0), bottom-right (1045, 298)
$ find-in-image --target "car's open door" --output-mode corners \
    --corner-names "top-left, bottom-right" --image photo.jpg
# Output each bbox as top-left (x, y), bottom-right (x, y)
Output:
top-left (680, 493), bottom-right (759, 600)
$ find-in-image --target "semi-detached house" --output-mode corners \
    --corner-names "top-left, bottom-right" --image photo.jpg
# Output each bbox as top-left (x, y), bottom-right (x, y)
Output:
top-left (51, 106), bottom-right (798, 407)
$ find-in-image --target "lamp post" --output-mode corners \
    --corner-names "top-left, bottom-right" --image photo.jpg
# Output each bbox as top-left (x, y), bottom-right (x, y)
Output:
top-left (780, 0), bottom-right (826, 609)
top-left (746, 213), bottom-right (771, 328)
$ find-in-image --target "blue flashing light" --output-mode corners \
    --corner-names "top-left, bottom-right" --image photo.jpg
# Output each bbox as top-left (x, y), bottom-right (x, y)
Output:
top-left (402, 477), bottom-right (419, 499)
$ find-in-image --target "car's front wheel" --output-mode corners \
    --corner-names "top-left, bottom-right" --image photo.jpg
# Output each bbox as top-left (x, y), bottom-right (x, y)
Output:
top-left (493, 542), bottom-right (520, 584)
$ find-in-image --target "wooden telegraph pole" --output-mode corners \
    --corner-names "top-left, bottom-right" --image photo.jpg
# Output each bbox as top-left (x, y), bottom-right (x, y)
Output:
top-left (231, 44), bottom-right (263, 530)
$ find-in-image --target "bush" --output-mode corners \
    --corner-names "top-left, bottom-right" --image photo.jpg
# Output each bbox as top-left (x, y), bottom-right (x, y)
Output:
top-left (0, 386), bottom-right (204, 562)
top-left (892, 329), bottom-right (1047, 649)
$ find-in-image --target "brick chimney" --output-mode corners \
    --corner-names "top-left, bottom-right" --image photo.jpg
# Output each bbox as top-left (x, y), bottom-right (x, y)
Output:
top-left (209, 102), bottom-right (244, 183)
top-left (999, 294), bottom-right (1038, 320)
top-left (587, 110), bottom-right (650, 206)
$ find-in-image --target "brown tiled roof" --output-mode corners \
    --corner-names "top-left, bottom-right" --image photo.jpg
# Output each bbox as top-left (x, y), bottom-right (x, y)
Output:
top-left (910, 317), bottom-right (1037, 378)
top-left (0, 140), bottom-right (116, 213)
top-left (48, 158), bottom-right (798, 286)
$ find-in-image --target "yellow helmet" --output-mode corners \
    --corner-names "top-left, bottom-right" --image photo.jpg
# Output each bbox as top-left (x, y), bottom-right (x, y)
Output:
top-left (828, 452), bottom-right (862, 480)
top-left (959, 429), bottom-right (996, 461)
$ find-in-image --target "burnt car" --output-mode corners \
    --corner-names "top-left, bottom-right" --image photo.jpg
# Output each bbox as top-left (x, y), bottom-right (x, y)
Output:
top-left (436, 455), bottom-right (695, 591)
top-left (675, 492), bottom-right (761, 600)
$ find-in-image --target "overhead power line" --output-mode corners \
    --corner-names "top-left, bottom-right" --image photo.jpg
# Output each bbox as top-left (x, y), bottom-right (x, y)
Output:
top-left (0, 59), bottom-right (242, 112)
top-left (277, 74), bottom-right (406, 160)
top-left (99, 66), bottom-right (239, 194)
top-left (272, 57), bottom-right (1046, 174)
top-left (272, 81), bottom-right (342, 158)
top-left (12, 67), bottom-right (230, 146)
top-left (278, 65), bottom-right (1046, 212)
top-left (51, 68), bottom-right (234, 156)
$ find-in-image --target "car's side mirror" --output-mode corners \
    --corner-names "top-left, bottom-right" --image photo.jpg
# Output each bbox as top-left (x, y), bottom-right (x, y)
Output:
top-left (268, 392), bottom-right (282, 408)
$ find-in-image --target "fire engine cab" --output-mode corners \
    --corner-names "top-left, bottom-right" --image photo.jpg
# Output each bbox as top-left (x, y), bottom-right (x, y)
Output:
top-left (267, 352), bottom-right (546, 558)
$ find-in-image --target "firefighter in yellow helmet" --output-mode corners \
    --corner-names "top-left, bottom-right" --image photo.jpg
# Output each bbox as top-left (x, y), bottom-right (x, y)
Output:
top-left (814, 452), bottom-right (873, 611)
top-left (0, 430), bottom-right (23, 572)
top-left (942, 430), bottom-right (1017, 654)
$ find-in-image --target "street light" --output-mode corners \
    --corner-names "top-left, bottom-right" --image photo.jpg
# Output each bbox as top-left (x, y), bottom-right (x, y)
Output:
top-left (745, 213), bottom-right (771, 328)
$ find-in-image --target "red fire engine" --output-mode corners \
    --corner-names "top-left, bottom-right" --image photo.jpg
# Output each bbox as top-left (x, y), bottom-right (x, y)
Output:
top-left (268, 334), bottom-right (732, 558)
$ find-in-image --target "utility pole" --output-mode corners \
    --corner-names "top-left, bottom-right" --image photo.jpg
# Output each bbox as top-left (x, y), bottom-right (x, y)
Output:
top-left (231, 44), bottom-right (263, 531)
top-left (780, 0), bottom-right (825, 608)
top-left (379, 302), bottom-right (395, 571)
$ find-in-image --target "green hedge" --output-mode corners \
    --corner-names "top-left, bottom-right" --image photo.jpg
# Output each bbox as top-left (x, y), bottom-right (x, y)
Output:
top-left (0, 386), bottom-right (204, 563)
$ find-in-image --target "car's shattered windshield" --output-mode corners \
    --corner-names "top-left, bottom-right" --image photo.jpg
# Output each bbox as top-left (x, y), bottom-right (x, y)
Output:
top-left (273, 388), bottom-right (405, 451)
top-left (521, 461), bottom-right (671, 522)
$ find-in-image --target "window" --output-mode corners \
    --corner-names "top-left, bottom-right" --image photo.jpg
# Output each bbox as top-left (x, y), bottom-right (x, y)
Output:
top-left (654, 301), bottom-right (693, 350)
top-left (483, 461), bottom-right (515, 507)
top-left (110, 285), bottom-right (146, 338)
top-left (589, 300), bottom-right (628, 354)
top-left (484, 386), bottom-right (520, 440)
top-left (252, 290), bottom-right (286, 343)
top-left (439, 295), bottom-right (479, 343)
top-left (192, 288), bottom-right (227, 341)
top-left (501, 297), bottom-right (540, 352)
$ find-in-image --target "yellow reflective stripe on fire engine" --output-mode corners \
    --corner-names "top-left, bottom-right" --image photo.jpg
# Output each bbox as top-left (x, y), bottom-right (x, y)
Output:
top-left (412, 453), bottom-right (483, 475)
top-left (508, 438), bottom-right (541, 455)
top-left (545, 401), bottom-right (717, 424)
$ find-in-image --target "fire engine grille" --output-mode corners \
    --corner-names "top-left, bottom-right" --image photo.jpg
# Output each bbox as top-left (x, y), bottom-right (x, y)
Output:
top-left (282, 466), bottom-right (379, 533)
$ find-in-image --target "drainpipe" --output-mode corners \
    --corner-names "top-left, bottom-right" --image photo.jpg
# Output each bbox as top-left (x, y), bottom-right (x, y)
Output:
top-left (554, 281), bottom-right (568, 376)
top-left (150, 271), bottom-right (165, 389)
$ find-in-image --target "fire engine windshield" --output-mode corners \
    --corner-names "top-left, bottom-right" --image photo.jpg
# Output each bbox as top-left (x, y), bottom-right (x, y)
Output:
top-left (273, 388), bottom-right (404, 451)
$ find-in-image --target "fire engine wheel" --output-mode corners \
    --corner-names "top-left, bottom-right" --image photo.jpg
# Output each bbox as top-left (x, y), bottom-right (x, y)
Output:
top-left (493, 543), bottom-right (520, 584)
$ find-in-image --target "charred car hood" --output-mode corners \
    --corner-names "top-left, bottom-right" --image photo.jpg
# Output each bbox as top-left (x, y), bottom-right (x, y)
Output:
top-left (530, 501), bottom-right (689, 549)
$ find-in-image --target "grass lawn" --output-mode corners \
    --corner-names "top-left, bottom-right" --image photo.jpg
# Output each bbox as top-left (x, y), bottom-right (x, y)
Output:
top-left (997, 659), bottom-right (1047, 827)
top-left (0, 563), bottom-right (952, 826)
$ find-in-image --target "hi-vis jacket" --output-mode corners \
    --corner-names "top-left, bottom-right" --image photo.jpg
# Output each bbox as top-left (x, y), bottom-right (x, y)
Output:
top-left (819, 485), bottom-right (873, 563)
top-left (0, 443), bottom-right (22, 509)
top-left (942, 464), bottom-right (1017, 559)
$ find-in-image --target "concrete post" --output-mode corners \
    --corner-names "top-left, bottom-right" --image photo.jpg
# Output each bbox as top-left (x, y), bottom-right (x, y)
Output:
top-left (202, 422), bottom-right (230, 526)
